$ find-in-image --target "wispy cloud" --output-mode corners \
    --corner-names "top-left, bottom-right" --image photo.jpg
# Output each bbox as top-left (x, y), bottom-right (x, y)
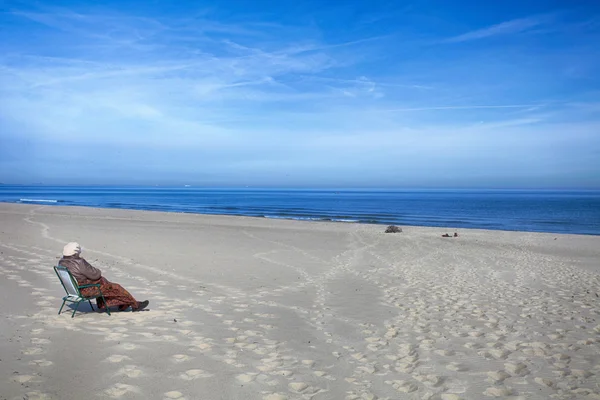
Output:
top-left (443, 14), bottom-right (555, 43)
top-left (383, 104), bottom-right (542, 112)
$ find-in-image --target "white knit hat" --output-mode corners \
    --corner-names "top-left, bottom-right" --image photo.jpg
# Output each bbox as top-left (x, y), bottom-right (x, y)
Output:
top-left (63, 242), bottom-right (81, 257)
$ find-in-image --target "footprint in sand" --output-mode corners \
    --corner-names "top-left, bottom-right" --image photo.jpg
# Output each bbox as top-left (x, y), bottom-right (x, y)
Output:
top-left (171, 354), bottom-right (193, 363)
top-left (22, 347), bottom-right (44, 355)
top-left (164, 391), bottom-right (187, 399)
top-left (105, 333), bottom-right (129, 341)
top-left (446, 362), bottom-right (468, 372)
top-left (224, 358), bottom-right (245, 368)
top-left (121, 343), bottom-right (138, 350)
top-left (263, 394), bottom-right (288, 400)
top-left (31, 338), bottom-right (51, 345)
top-left (116, 365), bottom-right (143, 378)
top-left (483, 386), bottom-right (513, 397)
top-left (12, 374), bottom-right (35, 383)
top-left (414, 374), bottom-right (443, 387)
top-left (236, 373), bottom-right (257, 383)
top-left (191, 342), bottom-right (212, 351)
top-left (441, 395), bottom-right (463, 400)
top-left (504, 362), bottom-right (528, 375)
top-left (313, 370), bottom-right (335, 381)
top-left (22, 391), bottom-right (51, 400)
top-left (105, 354), bottom-right (131, 363)
top-left (487, 371), bottom-right (511, 383)
top-left (179, 369), bottom-right (213, 380)
top-left (29, 359), bottom-right (53, 367)
top-left (534, 377), bottom-right (555, 388)
top-left (104, 383), bottom-right (141, 398)
top-left (386, 380), bottom-right (418, 393)
top-left (288, 382), bottom-right (310, 393)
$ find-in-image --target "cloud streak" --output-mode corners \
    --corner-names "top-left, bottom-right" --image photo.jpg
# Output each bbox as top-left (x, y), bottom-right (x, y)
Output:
top-left (443, 14), bottom-right (555, 43)
top-left (383, 104), bottom-right (543, 112)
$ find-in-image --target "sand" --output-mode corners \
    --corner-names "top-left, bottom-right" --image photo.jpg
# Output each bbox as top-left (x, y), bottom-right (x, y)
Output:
top-left (1, 203), bottom-right (599, 400)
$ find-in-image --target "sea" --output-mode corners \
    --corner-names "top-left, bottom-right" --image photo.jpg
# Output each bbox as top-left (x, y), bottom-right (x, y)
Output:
top-left (1, 186), bottom-right (599, 235)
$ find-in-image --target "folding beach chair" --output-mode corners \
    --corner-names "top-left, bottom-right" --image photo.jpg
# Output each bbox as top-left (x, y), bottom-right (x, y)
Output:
top-left (54, 265), bottom-right (110, 317)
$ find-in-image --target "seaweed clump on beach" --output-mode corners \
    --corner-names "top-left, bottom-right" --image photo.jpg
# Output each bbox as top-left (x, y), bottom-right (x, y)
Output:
top-left (385, 225), bottom-right (402, 233)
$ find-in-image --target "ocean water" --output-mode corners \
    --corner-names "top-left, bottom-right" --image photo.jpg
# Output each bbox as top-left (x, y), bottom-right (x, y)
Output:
top-left (1, 186), bottom-right (599, 235)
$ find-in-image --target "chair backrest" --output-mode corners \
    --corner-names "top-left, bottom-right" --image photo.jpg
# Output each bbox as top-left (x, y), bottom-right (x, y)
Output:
top-left (54, 266), bottom-right (81, 297)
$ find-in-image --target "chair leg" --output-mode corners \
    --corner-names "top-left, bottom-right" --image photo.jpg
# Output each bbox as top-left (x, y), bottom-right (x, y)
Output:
top-left (88, 300), bottom-right (94, 311)
top-left (100, 294), bottom-right (110, 316)
top-left (58, 300), bottom-right (66, 315)
top-left (71, 301), bottom-right (81, 318)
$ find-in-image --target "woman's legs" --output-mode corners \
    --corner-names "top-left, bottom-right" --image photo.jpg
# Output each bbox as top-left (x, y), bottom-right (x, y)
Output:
top-left (80, 277), bottom-right (139, 310)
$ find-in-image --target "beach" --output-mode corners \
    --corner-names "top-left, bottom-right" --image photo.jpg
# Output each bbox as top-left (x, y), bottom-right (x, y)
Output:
top-left (1, 203), bottom-right (599, 400)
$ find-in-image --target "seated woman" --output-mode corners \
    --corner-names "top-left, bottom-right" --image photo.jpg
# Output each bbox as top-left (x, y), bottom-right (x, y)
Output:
top-left (59, 242), bottom-right (149, 312)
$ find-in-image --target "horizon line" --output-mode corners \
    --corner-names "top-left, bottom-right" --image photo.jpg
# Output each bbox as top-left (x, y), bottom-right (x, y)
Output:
top-left (1, 184), bottom-right (599, 191)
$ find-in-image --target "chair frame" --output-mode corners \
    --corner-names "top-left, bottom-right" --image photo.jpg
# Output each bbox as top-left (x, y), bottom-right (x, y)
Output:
top-left (54, 265), bottom-right (111, 318)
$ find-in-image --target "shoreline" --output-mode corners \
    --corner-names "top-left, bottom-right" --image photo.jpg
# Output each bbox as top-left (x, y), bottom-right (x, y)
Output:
top-left (2, 201), bottom-right (598, 237)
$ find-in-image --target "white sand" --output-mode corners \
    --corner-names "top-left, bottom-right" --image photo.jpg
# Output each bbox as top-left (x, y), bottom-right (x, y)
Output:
top-left (1, 203), bottom-right (599, 400)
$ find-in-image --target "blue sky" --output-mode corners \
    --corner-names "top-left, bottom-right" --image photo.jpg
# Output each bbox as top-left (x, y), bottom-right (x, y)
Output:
top-left (1, 0), bottom-right (599, 188)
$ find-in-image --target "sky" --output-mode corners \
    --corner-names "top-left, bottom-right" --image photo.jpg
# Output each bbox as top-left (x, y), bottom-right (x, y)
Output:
top-left (1, 0), bottom-right (599, 188)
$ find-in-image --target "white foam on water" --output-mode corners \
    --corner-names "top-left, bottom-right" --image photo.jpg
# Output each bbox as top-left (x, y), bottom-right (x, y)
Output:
top-left (19, 199), bottom-right (59, 203)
